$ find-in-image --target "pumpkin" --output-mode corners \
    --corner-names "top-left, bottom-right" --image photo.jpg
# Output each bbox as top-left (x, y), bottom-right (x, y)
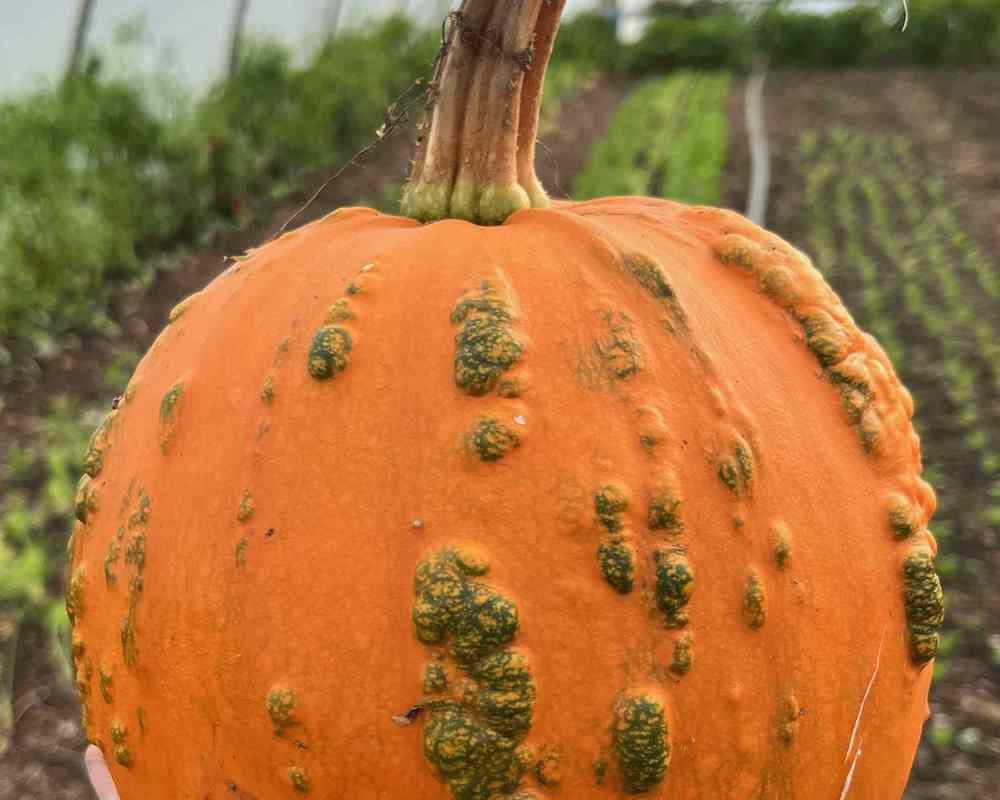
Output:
top-left (68, 1), bottom-right (943, 797)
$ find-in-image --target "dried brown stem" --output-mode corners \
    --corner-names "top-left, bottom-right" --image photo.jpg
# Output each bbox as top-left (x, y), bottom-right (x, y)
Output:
top-left (402, 0), bottom-right (564, 225)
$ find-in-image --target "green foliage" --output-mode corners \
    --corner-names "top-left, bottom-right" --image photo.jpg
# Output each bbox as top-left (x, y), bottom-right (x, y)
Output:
top-left (102, 349), bottom-right (141, 392)
top-left (573, 1), bottom-right (1000, 76)
top-left (551, 12), bottom-right (622, 71)
top-left (196, 17), bottom-right (436, 206)
top-left (0, 16), bottom-right (436, 349)
top-left (539, 61), bottom-right (593, 136)
top-left (629, 12), bottom-right (750, 74)
top-left (1, 397), bottom-right (100, 645)
top-left (798, 127), bottom-right (1000, 479)
top-left (0, 60), bottom-right (204, 342)
top-left (575, 72), bottom-right (729, 206)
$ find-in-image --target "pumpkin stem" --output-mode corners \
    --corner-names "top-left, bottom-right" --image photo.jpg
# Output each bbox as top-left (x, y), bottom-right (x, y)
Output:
top-left (401, 0), bottom-right (565, 225)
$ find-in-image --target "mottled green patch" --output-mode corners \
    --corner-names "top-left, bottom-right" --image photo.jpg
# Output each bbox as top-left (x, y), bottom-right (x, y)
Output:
top-left (468, 650), bottom-right (535, 739)
top-left (412, 550), bottom-right (518, 668)
top-left (828, 354), bottom-right (871, 393)
top-left (828, 357), bottom-right (882, 452)
top-left (452, 282), bottom-right (523, 396)
top-left (888, 494), bottom-right (918, 539)
top-left (803, 311), bottom-right (850, 368)
top-left (779, 692), bottom-right (800, 745)
top-left (717, 460), bottom-right (739, 493)
top-left (66, 565), bottom-right (86, 623)
top-left (235, 538), bottom-right (248, 568)
top-left (119, 521), bottom-right (147, 668)
top-left (670, 632), bottom-right (693, 676)
top-left (624, 254), bottom-right (674, 299)
top-left (325, 299), bottom-right (354, 323)
top-left (260, 375), bottom-right (275, 404)
top-left (121, 612), bottom-right (137, 668)
top-left (453, 551), bottom-right (489, 576)
top-left (66, 523), bottom-right (79, 563)
top-left (76, 658), bottom-right (93, 700)
top-left (653, 548), bottom-right (693, 628)
top-left (99, 665), bottom-right (113, 703)
top-left (110, 720), bottom-right (131, 766)
top-left (533, 745), bottom-right (561, 787)
top-left (75, 474), bottom-right (97, 524)
top-left (468, 418), bottom-right (520, 462)
top-left (595, 311), bottom-right (641, 379)
top-left (613, 695), bottom-right (669, 794)
top-left (289, 766), bottom-right (310, 793)
top-left (84, 412), bottom-right (114, 478)
top-left (307, 325), bottom-right (352, 380)
top-left (121, 573), bottom-right (143, 667)
top-left (267, 687), bottom-right (297, 734)
top-left (413, 549), bottom-right (536, 800)
top-left (903, 547), bottom-right (945, 664)
top-left (715, 236), bottom-right (755, 271)
top-left (423, 662), bottom-right (448, 694)
top-left (158, 380), bottom-right (184, 452)
top-left (772, 522), bottom-right (791, 569)
top-left (756, 265), bottom-right (796, 303)
top-left (237, 490), bottom-right (255, 523)
top-left (125, 533), bottom-right (146, 572)
top-left (734, 437), bottom-right (754, 486)
top-left (858, 409), bottom-right (882, 455)
top-left (273, 337), bottom-right (291, 368)
top-left (648, 487), bottom-right (682, 533)
top-left (595, 484), bottom-right (629, 533)
top-left (128, 488), bottom-right (151, 529)
top-left (497, 378), bottom-right (522, 398)
top-left (104, 539), bottom-right (120, 587)
top-left (168, 293), bottom-right (195, 323)
top-left (743, 573), bottom-right (766, 629)
top-left (450, 282), bottom-right (513, 326)
top-left (422, 704), bottom-right (526, 800)
top-left (718, 437), bottom-right (753, 495)
top-left (635, 405), bottom-right (668, 453)
top-left (598, 539), bottom-right (635, 594)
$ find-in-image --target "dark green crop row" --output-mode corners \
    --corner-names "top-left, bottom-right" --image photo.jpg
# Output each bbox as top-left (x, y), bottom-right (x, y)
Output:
top-left (556, 0), bottom-right (1000, 74)
top-left (575, 71), bottom-right (730, 206)
top-left (796, 128), bottom-right (1000, 525)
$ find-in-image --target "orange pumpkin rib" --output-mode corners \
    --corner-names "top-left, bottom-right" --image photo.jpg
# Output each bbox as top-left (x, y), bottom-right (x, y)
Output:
top-left (69, 199), bottom-right (939, 799)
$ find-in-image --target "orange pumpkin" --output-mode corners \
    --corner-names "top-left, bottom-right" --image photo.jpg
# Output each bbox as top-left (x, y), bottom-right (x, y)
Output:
top-left (68, 1), bottom-right (942, 798)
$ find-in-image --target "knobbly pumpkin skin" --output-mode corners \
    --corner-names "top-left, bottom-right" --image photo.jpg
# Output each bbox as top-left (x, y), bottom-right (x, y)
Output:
top-left (67, 196), bottom-right (941, 799)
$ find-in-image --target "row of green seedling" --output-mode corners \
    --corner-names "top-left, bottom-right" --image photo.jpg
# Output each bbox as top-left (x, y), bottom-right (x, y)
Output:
top-left (575, 71), bottom-right (730, 206)
top-left (797, 130), bottom-right (998, 477)
top-left (873, 137), bottom-right (1000, 474)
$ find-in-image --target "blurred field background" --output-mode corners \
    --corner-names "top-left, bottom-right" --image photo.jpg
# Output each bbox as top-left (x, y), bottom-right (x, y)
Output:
top-left (1, 1), bottom-right (998, 797)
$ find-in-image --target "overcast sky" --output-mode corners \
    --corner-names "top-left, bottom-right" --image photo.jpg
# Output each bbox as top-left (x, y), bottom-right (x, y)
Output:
top-left (0, 0), bottom-right (605, 97)
top-left (0, 0), bottom-right (858, 97)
